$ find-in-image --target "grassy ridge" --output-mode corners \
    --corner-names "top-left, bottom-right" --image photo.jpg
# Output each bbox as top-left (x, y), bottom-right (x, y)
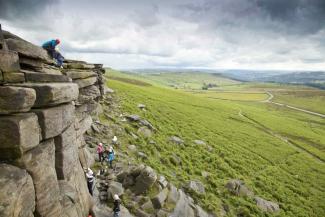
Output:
top-left (106, 72), bottom-right (325, 217)
top-left (271, 90), bottom-right (325, 114)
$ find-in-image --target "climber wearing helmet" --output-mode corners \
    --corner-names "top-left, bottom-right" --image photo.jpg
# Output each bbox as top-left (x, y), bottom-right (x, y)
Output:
top-left (42, 39), bottom-right (64, 67)
top-left (85, 168), bottom-right (94, 196)
top-left (113, 194), bottom-right (120, 217)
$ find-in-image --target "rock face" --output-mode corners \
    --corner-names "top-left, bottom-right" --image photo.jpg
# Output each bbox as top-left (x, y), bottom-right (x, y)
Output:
top-left (0, 113), bottom-right (40, 160)
top-left (0, 86), bottom-right (36, 114)
top-left (0, 28), bottom-right (106, 217)
top-left (0, 164), bottom-right (35, 217)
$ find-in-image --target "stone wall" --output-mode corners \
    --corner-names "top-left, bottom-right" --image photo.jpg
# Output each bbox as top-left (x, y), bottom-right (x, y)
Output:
top-left (0, 25), bottom-right (104, 217)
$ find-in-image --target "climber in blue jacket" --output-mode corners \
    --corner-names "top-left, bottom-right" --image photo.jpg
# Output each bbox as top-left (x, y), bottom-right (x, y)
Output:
top-left (42, 39), bottom-right (64, 67)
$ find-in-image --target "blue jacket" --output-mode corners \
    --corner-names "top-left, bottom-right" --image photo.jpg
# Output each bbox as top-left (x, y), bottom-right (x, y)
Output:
top-left (42, 40), bottom-right (58, 49)
top-left (107, 151), bottom-right (115, 161)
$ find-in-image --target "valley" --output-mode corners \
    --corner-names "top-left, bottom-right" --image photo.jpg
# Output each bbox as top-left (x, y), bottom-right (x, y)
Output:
top-left (104, 70), bottom-right (325, 217)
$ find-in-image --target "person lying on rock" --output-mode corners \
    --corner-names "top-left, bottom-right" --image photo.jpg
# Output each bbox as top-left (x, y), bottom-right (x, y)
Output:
top-left (107, 146), bottom-right (115, 169)
top-left (85, 168), bottom-right (94, 196)
top-left (113, 194), bottom-right (121, 217)
top-left (42, 38), bottom-right (64, 68)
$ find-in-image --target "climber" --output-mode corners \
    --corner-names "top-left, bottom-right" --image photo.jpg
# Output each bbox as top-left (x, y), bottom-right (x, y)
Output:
top-left (85, 168), bottom-right (94, 196)
top-left (113, 194), bottom-right (121, 217)
top-left (112, 136), bottom-right (118, 145)
top-left (107, 146), bottom-right (115, 169)
top-left (96, 143), bottom-right (104, 163)
top-left (42, 39), bottom-right (64, 68)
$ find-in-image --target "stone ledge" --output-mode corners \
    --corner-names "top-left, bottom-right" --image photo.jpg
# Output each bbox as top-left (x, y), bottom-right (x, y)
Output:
top-left (0, 113), bottom-right (40, 161)
top-left (0, 50), bottom-right (20, 73)
top-left (0, 86), bottom-right (36, 114)
top-left (13, 82), bottom-right (79, 107)
top-left (23, 70), bottom-right (72, 83)
top-left (33, 103), bottom-right (75, 140)
top-left (74, 76), bottom-right (97, 88)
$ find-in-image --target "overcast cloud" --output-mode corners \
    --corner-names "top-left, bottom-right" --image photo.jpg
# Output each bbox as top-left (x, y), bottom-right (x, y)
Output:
top-left (0, 0), bottom-right (324, 70)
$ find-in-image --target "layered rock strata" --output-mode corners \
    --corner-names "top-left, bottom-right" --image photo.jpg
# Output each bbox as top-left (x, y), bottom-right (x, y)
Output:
top-left (0, 25), bottom-right (105, 217)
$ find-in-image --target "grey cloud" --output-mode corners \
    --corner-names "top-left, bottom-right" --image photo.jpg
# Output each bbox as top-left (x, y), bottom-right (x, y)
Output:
top-left (0, 0), bottom-right (56, 20)
top-left (0, 0), bottom-right (324, 70)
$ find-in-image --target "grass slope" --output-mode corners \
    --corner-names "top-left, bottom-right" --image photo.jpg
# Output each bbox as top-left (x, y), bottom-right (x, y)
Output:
top-left (106, 72), bottom-right (325, 217)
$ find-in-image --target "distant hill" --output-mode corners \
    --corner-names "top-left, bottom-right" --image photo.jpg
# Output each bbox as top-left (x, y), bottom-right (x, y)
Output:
top-left (221, 70), bottom-right (325, 89)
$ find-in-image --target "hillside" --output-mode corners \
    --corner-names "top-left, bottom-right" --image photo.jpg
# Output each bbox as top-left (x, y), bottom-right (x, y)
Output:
top-left (109, 69), bottom-right (241, 90)
top-left (104, 70), bottom-right (325, 217)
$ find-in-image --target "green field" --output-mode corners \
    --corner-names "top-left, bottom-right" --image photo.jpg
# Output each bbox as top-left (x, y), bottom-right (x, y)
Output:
top-left (104, 70), bottom-right (325, 217)
top-left (271, 90), bottom-right (325, 114)
top-left (188, 90), bottom-right (269, 101)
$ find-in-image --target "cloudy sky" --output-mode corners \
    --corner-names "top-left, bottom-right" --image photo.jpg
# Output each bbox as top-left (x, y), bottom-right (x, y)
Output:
top-left (1, 0), bottom-right (325, 70)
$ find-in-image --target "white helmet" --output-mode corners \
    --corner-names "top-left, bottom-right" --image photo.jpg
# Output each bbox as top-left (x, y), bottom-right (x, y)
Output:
top-left (113, 194), bottom-right (119, 200)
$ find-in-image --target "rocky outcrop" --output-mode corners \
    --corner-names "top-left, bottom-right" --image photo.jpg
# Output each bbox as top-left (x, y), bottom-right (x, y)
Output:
top-left (0, 26), bottom-right (105, 217)
top-left (0, 164), bottom-right (35, 217)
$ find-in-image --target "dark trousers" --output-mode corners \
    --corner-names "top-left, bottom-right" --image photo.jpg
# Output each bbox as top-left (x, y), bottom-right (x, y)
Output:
top-left (45, 48), bottom-right (64, 66)
top-left (98, 152), bottom-right (103, 162)
top-left (87, 181), bottom-right (93, 196)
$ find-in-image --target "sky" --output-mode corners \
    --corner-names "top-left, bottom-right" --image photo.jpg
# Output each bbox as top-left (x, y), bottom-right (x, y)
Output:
top-left (0, 0), bottom-right (325, 70)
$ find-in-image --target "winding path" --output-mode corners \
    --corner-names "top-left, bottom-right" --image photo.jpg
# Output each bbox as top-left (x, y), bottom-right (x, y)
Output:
top-left (262, 91), bottom-right (325, 118)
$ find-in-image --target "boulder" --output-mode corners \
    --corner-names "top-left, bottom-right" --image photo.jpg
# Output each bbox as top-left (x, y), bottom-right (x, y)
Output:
top-left (138, 104), bottom-right (146, 109)
top-left (0, 50), bottom-right (20, 73)
top-left (170, 190), bottom-right (195, 217)
top-left (5, 38), bottom-right (52, 62)
top-left (0, 164), bottom-right (35, 217)
top-left (126, 114), bottom-right (141, 122)
top-left (108, 181), bottom-right (124, 199)
top-left (158, 175), bottom-right (168, 188)
top-left (138, 151), bottom-right (148, 159)
top-left (105, 87), bottom-right (114, 94)
top-left (24, 70), bottom-right (72, 82)
top-left (134, 166), bottom-right (157, 194)
top-left (255, 197), bottom-right (280, 212)
top-left (169, 136), bottom-right (184, 145)
top-left (225, 179), bottom-right (254, 197)
top-left (0, 113), bottom-right (40, 161)
top-left (14, 82), bottom-right (79, 107)
top-left (16, 138), bottom-right (63, 217)
top-left (74, 76), bottom-right (97, 88)
top-left (151, 188), bottom-right (169, 209)
top-left (33, 103), bottom-right (75, 139)
top-left (194, 140), bottom-right (206, 145)
top-left (78, 85), bottom-right (101, 103)
top-left (137, 126), bottom-right (152, 138)
top-left (139, 119), bottom-right (156, 131)
top-left (0, 86), bottom-right (36, 114)
top-left (2, 71), bottom-right (25, 83)
top-left (185, 180), bottom-right (205, 195)
top-left (128, 145), bottom-right (137, 152)
top-left (63, 70), bottom-right (97, 79)
top-left (167, 184), bottom-right (179, 204)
